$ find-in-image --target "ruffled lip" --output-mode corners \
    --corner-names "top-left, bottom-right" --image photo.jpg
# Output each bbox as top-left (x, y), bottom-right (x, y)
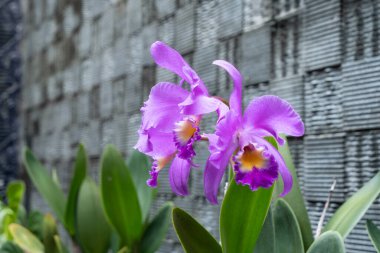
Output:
top-left (173, 117), bottom-right (201, 161)
top-left (233, 145), bottom-right (279, 191)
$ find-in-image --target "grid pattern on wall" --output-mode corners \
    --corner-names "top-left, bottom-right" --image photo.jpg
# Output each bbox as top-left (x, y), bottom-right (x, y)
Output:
top-left (20, 0), bottom-right (380, 252)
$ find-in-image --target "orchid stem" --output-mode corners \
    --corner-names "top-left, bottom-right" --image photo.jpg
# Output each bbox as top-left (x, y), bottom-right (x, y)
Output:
top-left (315, 178), bottom-right (337, 237)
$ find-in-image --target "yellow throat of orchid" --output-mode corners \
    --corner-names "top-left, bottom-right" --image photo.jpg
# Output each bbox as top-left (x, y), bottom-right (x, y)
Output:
top-left (238, 145), bottom-right (266, 172)
top-left (174, 118), bottom-right (198, 145)
top-left (156, 155), bottom-right (174, 171)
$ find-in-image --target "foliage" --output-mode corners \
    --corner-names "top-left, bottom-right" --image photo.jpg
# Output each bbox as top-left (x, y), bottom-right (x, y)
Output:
top-left (367, 220), bottom-right (380, 252)
top-left (323, 171), bottom-right (380, 237)
top-left (220, 181), bottom-right (273, 253)
top-left (172, 207), bottom-right (222, 253)
top-left (306, 231), bottom-right (345, 253)
top-left (21, 144), bottom-right (172, 253)
top-left (2, 140), bottom-right (378, 253)
top-left (172, 136), bottom-right (380, 253)
top-left (0, 180), bottom-right (49, 253)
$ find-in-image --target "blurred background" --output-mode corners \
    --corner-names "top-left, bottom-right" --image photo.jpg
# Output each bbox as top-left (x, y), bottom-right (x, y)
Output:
top-left (1, 0), bottom-right (380, 252)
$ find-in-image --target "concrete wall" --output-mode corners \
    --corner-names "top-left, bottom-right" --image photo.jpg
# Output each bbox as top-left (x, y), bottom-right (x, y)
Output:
top-left (21, 0), bottom-right (380, 252)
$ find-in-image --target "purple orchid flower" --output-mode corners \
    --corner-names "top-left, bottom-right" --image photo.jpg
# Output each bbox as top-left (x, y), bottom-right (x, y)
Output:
top-left (204, 60), bottom-right (304, 204)
top-left (135, 41), bottom-right (228, 196)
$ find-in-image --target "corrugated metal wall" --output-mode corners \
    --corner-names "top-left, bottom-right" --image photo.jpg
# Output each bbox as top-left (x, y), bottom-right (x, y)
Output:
top-left (20, 0), bottom-right (380, 252)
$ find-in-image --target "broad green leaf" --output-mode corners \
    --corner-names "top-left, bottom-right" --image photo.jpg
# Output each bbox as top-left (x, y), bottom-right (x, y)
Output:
top-left (43, 213), bottom-right (59, 253)
top-left (126, 150), bottom-right (155, 222)
top-left (100, 145), bottom-right (143, 247)
top-left (172, 207), bottom-right (222, 253)
top-left (6, 181), bottom-right (25, 215)
top-left (220, 180), bottom-right (273, 253)
top-left (264, 136), bottom-right (279, 150)
top-left (17, 205), bottom-right (26, 225)
top-left (140, 202), bottom-right (173, 253)
top-left (366, 220), bottom-right (380, 252)
top-left (254, 208), bottom-right (275, 253)
top-left (323, 171), bottom-right (380, 238)
top-left (0, 207), bottom-right (16, 239)
top-left (65, 144), bottom-right (87, 236)
top-left (23, 148), bottom-right (67, 224)
top-left (77, 178), bottom-right (111, 253)
top-left (273, 199), bottom-right (303, 253)
top-left (0, 241), bottom-right (24, 253)
top-left (9, 223), bottom-right (44, 253)
top-left (27, 211), bottom-right (44, 241)
top-left (307, 231), bottom-right (345, 253)
top-left (275, 136), bottom-right (314, 250)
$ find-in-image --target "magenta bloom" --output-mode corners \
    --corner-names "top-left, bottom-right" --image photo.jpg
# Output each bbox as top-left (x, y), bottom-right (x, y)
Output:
top-left (135, 41), bottom-right (227, 196)
top-left (204, 60), bottom-right (304, 204)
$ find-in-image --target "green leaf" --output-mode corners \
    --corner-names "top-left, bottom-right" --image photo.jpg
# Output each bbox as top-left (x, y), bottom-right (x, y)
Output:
top-left (16, 205), bottom-right (27, 226)
top-left (6, 181), bottom-right (25, 215)
top-left (22, 148), bottom-right (67, 224)
top-left (323, 171), bottom-right (380, 238)
top-left (0, 241), bottom-right (24, 253)
top-left (27, 211), bottom-right (44, 241)
top-left (307, 231), bottom-right (345, 253)
top-left (254, 208), bottom-right (275, 253)
top-left (140, 202), bottom-right (173, 253)
top-left (9, 223), bottom-right (44, 253)
top-left (220, 180), bottom-right (273, 253)
top-left (42, 213), bottom-right (59, 253)
top-left (65, 144), bottom-right (88, 236)
top-left (366, 220), bottom-right (380, 252)
top-left (0, 207), bottom-right (16, 239)
top-left (126, 150), bottom-right (155, 222)
top-left (77, 178), bottom-right (111, 253)
top-left (100, 145), bottom-right (143, 247)
top-left (264, 136), bottom-right (279, 150)
top-left (275, 136), bottom-right (314, 250)
top-left (273, 199), bottom-right (304, 253)
top-left (172, 207), bottom-right (222, 253)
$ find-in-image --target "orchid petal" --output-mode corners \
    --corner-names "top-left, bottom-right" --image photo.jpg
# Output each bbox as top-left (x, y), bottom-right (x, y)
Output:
top-left (141, 82), bottom-right (189, 131)
top-left (151, 41), bottom-right (192, 83)
top-left (134, 130), bottom-right (151, 153)
top-left (182, 66), bottom-right (209, 95)
top-left (203, 132), bottom-right (236, 204)
top-left (204, 158), bottom-right (227, 205)
top-left (251, 136), bottom-right (293, 196)
top-left (147, 154), bottom-right (175, 187)
top-left (179, 95), bottom-right (223, 116)
top-left (216, 101), bottom-right (229, 122)
top-left (169, 156), bottom-right (192, 196)
top-left (151, 41), bottom-right (210, 95)
top-left (243, 95), bottom-right (304, 144)
top-left (213, 60), bottom-right (242, 116)
top-left (135, 128), bottom-right (176, 158)
top-left (211, 111), bottom-right (240, 166)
